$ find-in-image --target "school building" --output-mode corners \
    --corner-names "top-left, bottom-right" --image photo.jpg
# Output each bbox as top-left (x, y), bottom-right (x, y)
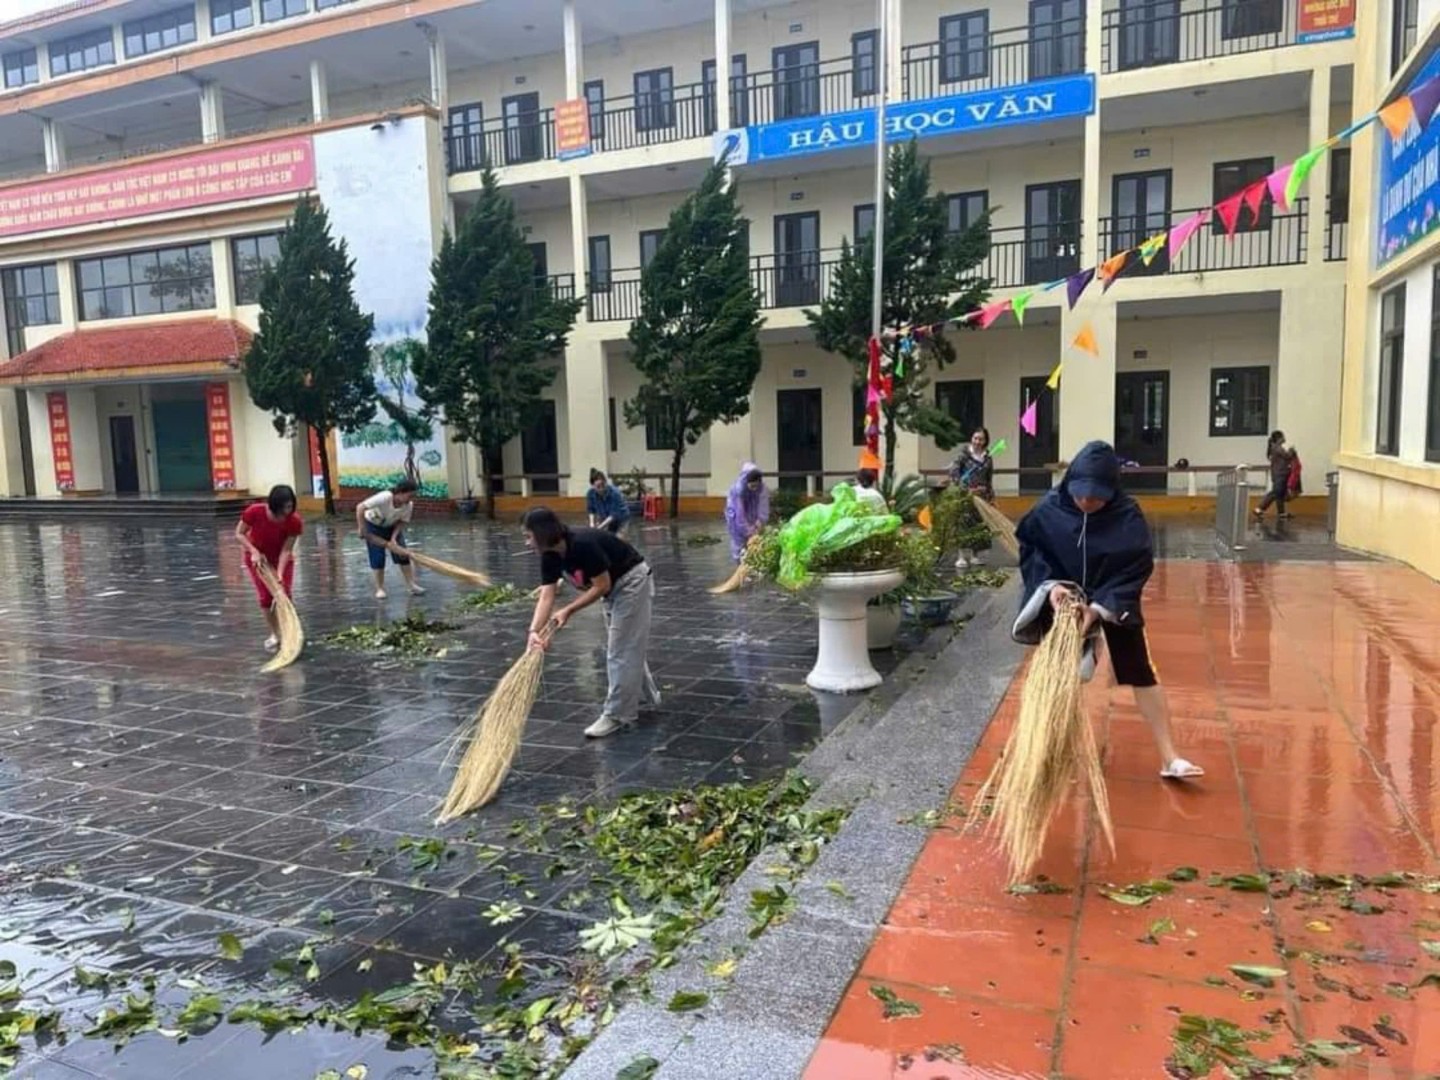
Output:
top-left (0, 0), bottom-right (1374, 510)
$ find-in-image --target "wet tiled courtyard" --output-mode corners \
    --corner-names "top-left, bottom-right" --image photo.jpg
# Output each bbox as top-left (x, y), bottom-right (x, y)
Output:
top-left (0, 516), bottom-right (906, 1077)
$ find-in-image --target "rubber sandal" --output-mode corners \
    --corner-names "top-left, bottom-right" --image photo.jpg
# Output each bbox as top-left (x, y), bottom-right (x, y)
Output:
top-left (1160, 758), bottom-right (1204, 780)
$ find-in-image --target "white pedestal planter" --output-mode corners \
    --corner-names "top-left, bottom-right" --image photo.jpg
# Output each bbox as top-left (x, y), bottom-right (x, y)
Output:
top-left (808, 569), bottom-right (905, 693)
top-left (867, 601), bottom-right (902, 651)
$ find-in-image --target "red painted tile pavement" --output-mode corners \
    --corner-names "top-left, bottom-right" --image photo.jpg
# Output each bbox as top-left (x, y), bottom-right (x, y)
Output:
top-left (805, 562), bottom-right (1440, 1079)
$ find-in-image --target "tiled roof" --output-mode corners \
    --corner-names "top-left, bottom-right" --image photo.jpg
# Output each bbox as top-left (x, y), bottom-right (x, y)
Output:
top-left (0, 318), bottom-right (252, 382)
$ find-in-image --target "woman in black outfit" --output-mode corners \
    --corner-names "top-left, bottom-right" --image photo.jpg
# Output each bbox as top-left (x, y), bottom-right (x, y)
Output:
top-left (1255, 430), bottom-right (1294, 520)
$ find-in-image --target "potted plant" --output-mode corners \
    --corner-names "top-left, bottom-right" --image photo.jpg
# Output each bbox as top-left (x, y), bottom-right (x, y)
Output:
top-left (618, 467), bottom-right (648, 518)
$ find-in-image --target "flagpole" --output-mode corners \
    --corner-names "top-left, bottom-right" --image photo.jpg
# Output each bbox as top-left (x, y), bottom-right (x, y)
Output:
top-left (870, 0), bottom-right (887, 343)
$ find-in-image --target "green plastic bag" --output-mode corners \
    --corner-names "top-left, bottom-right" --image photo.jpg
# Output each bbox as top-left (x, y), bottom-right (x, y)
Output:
top-left (775, 483), bottom-right (901, 588)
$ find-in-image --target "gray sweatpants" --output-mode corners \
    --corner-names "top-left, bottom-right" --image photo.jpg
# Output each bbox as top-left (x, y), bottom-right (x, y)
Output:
top-left (600, 564), bottom-right (659, 722)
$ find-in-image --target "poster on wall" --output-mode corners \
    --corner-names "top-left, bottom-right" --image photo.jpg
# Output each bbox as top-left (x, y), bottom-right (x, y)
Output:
top-left (555, 98), bottom-right (593, 161)
top-left (46, 392), bottom-right (74, 491)
top-left (313, 118), bottom-right (449, 499)
top-left (1377, 46), bottom-right (1440, 266)
top-left (1297, 0), bottom-right (1355, 44)
top-left (205, 383), bottom-right (236, 490)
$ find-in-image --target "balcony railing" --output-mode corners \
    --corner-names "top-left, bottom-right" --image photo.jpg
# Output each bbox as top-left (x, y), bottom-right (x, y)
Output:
top-left (587, 271), bottom-right (642, 322)
top-left (591, 81), bottom-right (713, 153)
top-left (903, 18), bottom-right (1086, 101)
top-left (737, 56), bottom-right (876, 127)
top-left (1325, 196), bottom-right (1348, 262)
top-left (1100, 0), bottom-right (1299, 74)
top-left (750, 250), bottom-right (844, 309)
top-left (981, 223), bottom-right (1083, 288)
top-left (1098, 198), bottom-right (1308, 274)
top-left (547, 272), bottom-right (576, 300)
top-left (446, 109), bottom-right (557, 173)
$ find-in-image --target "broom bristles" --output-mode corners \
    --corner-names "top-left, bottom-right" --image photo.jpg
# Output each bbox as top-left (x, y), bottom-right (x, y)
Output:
top-left (435, 629), bottom-right (554, 821)
top-left (708, 563), bottom-right (749, 595)
top-left (254, 560), bottom-right (304, 673)
top-left (968, 604), bottom-right (1113, 880)
top-left (972, 496), bottom-right (1020, 559)
top-left (405, 549), bottom-right (492, 588)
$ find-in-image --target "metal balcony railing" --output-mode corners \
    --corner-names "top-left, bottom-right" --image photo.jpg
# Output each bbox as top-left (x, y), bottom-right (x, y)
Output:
top-left (749, 250), bottom-right (844, 309)
top-left (587, 270), bottom-right (642, 322)
top-left (547, 273), bottom-right (576, 300)
top-left (590, 80), bottom-right (712, 152)
top-left (1098, 198), bottom-right (1309, 274)
top-left (736, 56), bottom-right (876, 127)
top-left (980, 223), bottom-right (1083, 288)
top-left (446, 109), bottom-right (557, 173)
top-left (1100, 0), bottom-right (1298, 74)
top-left (903, 18), bottom-right (1086, 101)
top-left (1325, 196), bottom-right (1349, 262)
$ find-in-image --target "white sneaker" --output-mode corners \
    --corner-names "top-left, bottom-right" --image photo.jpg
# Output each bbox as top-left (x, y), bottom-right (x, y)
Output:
top-left (264, 635), bottom-right (279, 652)
top-left (409, 584), bottom-right (426, 595)
top-left (375, 588), bottom-right (388, 600)
top-left (584, 715), bottom-right (629, 738)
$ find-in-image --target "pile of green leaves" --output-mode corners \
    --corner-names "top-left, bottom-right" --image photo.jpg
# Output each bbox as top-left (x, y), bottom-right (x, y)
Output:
top-left (952, 566), bottom-right (1009, 590)
top-left (684, 534), bottom-right (722, 548)
top-left (321, 614), bottom-right (458, 659)
top-left (928, 486), bottom-right (991, 556)
top-left (1, 962), bottom-right (61, 1070)
top-left (1168, 1013), bottom-right (1362, 1077)
top-left (454, 583), bottom-right (523, 612)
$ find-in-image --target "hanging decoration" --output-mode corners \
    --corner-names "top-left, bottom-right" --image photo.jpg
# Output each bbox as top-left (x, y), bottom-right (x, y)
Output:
top-left (1045, 362), bottom-right (1064, 391)
top-left (1072, 323), bottom-right (1099, 357)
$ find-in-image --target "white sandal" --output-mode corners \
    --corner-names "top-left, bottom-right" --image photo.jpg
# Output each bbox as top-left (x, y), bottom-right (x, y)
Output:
top-left (1160, 758), bottom-right (1204, 780)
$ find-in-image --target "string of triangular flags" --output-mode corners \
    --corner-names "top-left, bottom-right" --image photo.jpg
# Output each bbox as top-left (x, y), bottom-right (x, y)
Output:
top-left (858, 73), bottom-right (1440, 454)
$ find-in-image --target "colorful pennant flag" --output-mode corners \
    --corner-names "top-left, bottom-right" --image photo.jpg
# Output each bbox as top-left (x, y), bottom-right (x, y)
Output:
top-left (1379, 96), bottom-right (1416, 140)
top-left (1020, 400), bottom-right (1038, 437)
top-left (989, 437), bottom-right (1008, 456)
top-left (1045, 362), bottom-right (1063, 390)
top-left (977, 298), bottom-right (1012, 329)
top-left (1215, 190), bottom-right (1246, 237)
top-left (1241, 178), bottom-right (1268, 222)
top-left (1139, 233), bottom-right (1167, 266)
top-left (1285, 139), bottom-right (1336, 207)
top-left (1098, 250), bottom-right (1128, 284)
top-left (1266, 164), bottom-right (1295, 211)
top-left (1011, 290), bottom-right (1035, 325)
top-left (1168, 209), bottom-right (1210, 257)
top-left (858, 447), bottom-right (882, 471)
top-left (1072, 323), bottom-right (1099, 357)
top-left (1410, 75), bottom-right (1440, 131)
top-left (1066, 267), bottom-right (1095, 310)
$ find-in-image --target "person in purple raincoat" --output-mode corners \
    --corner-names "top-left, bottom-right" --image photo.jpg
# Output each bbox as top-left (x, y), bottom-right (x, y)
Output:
top-left (724, 462), bottom-right (770, 562)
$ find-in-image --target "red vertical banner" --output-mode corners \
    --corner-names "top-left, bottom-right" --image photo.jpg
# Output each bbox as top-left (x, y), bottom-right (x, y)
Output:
top-left (46, 391), bottom-right (75, 491)
top-left (308, 428), bottom-right (325, 497)
top-left (205, 382), bottom-right (236, 490)
top-left (1297, 0), bottom-right (1355, 44)
top-left (554, 98), bottom-right (593, 161)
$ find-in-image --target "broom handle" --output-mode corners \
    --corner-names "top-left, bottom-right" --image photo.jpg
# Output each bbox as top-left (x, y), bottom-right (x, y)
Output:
top-left (360, 531), bottom-right (401, 553)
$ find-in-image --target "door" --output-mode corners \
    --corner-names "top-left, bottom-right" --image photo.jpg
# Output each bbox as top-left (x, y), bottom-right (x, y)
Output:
top-left (15, 389), bottom-right (35, 496)
top-left (774, 212), bottom-right (820, 307)
top-left (1111, 170), bottom-right (1171, 275)
top-left (447, 103), bottom-right (484, 170)
top-left (1025, 180), bottom-right (1081, 284)
top-left (109, 415), bottom-right (140, 494)
top-left (776, 388), bottom-right (823, 493)
top-left (521, 400), bottom-right (559, 494)
top-left (502, 92), bottom-right (542, 165)
top-left (1029, 0), bottom-right (1084, 79)
top-left (1114, 371), bottom-right (1170, 491)
top-left (772, 42), bottom-right (820, 121)
top-left (1117, 0), bottom-right (1179, 70)
top-left (527, 242), bottom-right (549, 291)
top-left (152, 399), bottom-right (212, 493)
top-left (1019, 377), bottom-right (1058, 493)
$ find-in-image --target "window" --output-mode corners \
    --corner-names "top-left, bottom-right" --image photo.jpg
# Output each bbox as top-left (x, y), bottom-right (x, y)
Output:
top-left (1222, 0), bottom-right (1282, 40)
top-left (852, 30), bottom-right (878, 97)
top-left (645, 400), bottom-right (677, 451)
top-left (608, 397), bottom-right (618, 454)
top-left (584, 79), bottom-right (605, 140)
top-left (639, 229), bottom-right (666, 270)
top-left (772, 42), bottom-right (819, 120)
top-left (854, 203), bottom-right (875, 243)
top-left (940, 11), bottom-right (989, 83)
top-left (3, 48), bottom-right (39, 89)
top-left (76, 242), bottom-right (215, 320)
top-left (1, 263), bottom-right (60, 356)
top-left (947, 190), bottom-right (989, 233)
top-left (1393, 0), bottom-right (1419, 75)
top-left (1429, 268), bottom-right (1440, 462)
top-left (1377, 285), bottom-right (1405, 456)
top-left (48, 28), bottom-right (116, 77)
top-left (315, 0), bottom-right (357, 8)
top-left (231, 233), bottom-right (282, 306)
top-left (936, 380), bottom-right (984, 437)
top-left (447, 103), bottom-right (483, 171)
top-left (1213, 157), bottom-right (1273, 234)
top-left (634, 67), bottom-right (674, 132)
top-left (1209, 367), bottom-right (1270, 436)
top-left (588, 235), bottom-right (612, 293)
top-left (702, 54), bottom-right (748, 132)
top-left (260, 0), bottom-right (307, 24)
top-left (123, 6), bottom-right (196, 58)
top-left (1029, 0), bottom-right (1084, 79)
top-left (1328, 147), bottom-right (1350, 226)
top-left (211, 0), bottom-right (254, 35)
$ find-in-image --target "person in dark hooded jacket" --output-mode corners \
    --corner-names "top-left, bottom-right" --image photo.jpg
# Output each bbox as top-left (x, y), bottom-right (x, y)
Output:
top-left (1013, 441), bottom-right (1202, 781)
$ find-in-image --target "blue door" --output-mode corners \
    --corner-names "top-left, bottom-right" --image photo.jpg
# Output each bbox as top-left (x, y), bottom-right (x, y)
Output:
top-left (152, 398), bottom-right (212, 492)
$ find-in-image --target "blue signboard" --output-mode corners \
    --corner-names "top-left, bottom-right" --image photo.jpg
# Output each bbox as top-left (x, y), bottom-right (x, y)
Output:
top-left (1377, 47), bottom-right (1440, 266)
top-left (713, 75), bottom-right (1096, 167)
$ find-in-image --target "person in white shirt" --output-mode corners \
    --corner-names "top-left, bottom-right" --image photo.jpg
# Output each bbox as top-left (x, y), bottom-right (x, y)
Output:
top-left (854, 468), bottom-right (888, 512)
top-left (355, 480), bottom-right (424, 600)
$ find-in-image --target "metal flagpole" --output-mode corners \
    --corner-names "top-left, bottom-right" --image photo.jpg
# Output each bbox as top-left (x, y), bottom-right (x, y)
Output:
top-left (869, 0), bottom-right (887, 342)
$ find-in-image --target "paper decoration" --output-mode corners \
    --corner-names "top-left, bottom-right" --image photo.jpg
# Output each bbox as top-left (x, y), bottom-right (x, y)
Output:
top-left (1066, 267), bottom-right (1095, 309)
top-left (1045, 362), bottom-right (1063, 390)
top-left (977, 298), bottom-right (1012, 329)
top-left (1138, 233), bottom-right (1167, 266)
top-left (1266, 164), bottom-right (1295, 211)
top-left (1215, 190), bottom-right (1246, 236)
top-left (1098, 250), bottom-right (1129, 290)
top-left (1011, 290), bottom-right (1035, 325)
top-left (1019, 400), bottom-right (1038, 437)
top-left (1379, 96), bottom-right (1416, 140)
top-left (858, 448), bottom-right (882, 471)
top-left (989, 437), bottom-right (1008, 456)
top-left (1241, 178), bottom-right (1268, 221)
top-left (1410, 75), bottom-right (1440, 131)
top-left (1072, 323), bottom-right (1099, 357)
top-left (1284, 139), bottom-right (1336, 207)
top-left (1168, 210), bottom-right (1210, 257)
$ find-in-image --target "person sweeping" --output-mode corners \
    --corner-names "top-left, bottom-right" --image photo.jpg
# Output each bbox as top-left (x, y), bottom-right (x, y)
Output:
top-left (235, 484), bottom-right (303, 654)
top-left (522, 507), bottom-right (660, 738)
top-left (1014, 441), bottom-right (1202, 781)
top-left (723, 463), bottom-right (770, 563)
top-left (355, 479), bottom-right (425, 599)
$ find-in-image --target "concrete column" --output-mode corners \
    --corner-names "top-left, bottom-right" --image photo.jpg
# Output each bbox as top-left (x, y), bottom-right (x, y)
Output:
top-left (1081, 6), bottom-right (1102, 265)
top-left (196, 0), bottom-right (213, 42)
top-left (199, 81), bottom-right (225, 143)
top-left (564, 337), bottom-right (610, 496)
top-left (884, 0), bottom-right (903, 103)
top-left (1277, 280), bottom-right (1346, 473)
top-left (309, 59), bottom-right (329, 123)
top-left (562, 0), bottom-right (582, 99)
top-left (42, 118), bottom-right (66, 174)
top-left (1059, 301), bottom-right (1117, 456)
top-left (713, 0), bottom-right (731, 131)
top-left (1306, 65), bottom-right (1332, 266)
top-left (569, 173), bottom-right (589, 318)
top-left (707, 416), bottom-right (753, 495)
top-left (426, 25), bottom-right (448, 115)
top-left (892, 428), bottom-right (922, 480)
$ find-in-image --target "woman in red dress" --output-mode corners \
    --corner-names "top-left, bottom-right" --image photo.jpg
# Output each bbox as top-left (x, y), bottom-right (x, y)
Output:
top-left (234, 484), bottom-right (303, 652)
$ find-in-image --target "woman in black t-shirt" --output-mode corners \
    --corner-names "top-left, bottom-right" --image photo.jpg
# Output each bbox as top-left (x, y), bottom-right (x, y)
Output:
top-left (522, 507), bottom-right (660, 738)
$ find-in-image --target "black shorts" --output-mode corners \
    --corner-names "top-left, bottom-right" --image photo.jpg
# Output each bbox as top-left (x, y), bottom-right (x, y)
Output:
top-left (1100, 622), bottom-right (1158, 688)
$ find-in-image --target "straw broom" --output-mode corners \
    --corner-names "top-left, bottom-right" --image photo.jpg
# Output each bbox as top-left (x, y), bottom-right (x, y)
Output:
top-left (436, 622), bottom-right (557, 821)
top-left (361, 533), bottom-right (491, 588)
top-left (253, 559), bottom-right (304, 673)
top-left (968, 602), bottom-right (1114, 881)
top-left (709, 534), bottom-right (758, 594)
top-left (972, 496), bottom-right (1020, 559)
